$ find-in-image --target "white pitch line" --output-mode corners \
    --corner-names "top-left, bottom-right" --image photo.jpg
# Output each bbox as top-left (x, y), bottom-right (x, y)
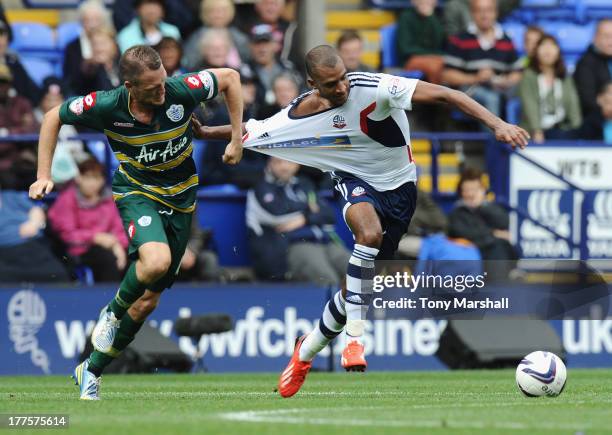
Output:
top-left (217, 407), bottom-right (603, 432)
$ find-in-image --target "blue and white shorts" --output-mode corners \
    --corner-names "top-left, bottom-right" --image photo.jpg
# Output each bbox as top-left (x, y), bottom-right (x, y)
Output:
top-left (332, 171), bottom-right (417, 260)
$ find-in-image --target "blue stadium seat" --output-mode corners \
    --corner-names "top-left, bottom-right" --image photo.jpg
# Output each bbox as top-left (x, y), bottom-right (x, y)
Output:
top-left (578, 0), bottom-right (612, 21)
top-left (553, 23), bottom-right (595, 53)
top-left (380, 24), bottom-right (398, 69)
top-left (197, 186), bottom-right (249, 266)
top-left (503, 23), bottom-right (526, 53)
top-left (192, 139), bottom-right (207, 177)
top-left (506, 98), bottom-right (521, 126)
top-left (517, 0), bottom-right (575, 23)
top-left (10, 22), bottom-right (55, 51)
top-left (563, 53), bottom-right (580, 73)
top-left (56, 22), bottom-right (81, 50)
top-left (379, 24), bottom-right (424, 78)
top-left (522, 0), bottom-right (559, 6)
top-left (20, 57), bottom-right (55, 87)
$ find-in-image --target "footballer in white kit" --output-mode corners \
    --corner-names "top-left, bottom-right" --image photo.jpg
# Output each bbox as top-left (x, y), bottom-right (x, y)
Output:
top-left (192, 45), bottom-right (529, 398)
top-left (242, 71), bottom-right (419, 259)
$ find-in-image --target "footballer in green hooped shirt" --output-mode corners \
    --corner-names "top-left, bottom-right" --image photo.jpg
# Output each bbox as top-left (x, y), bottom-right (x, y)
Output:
top-left (28, 45), bottom-right (244, 400)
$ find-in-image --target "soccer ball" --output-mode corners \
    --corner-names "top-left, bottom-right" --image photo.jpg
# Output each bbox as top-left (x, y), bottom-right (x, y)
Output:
top-left (516, 351), bottom-right (567, 397)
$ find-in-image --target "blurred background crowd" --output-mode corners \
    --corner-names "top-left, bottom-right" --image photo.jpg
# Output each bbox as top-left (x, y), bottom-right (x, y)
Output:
top-left (0, 0), bottom-right (610, 287)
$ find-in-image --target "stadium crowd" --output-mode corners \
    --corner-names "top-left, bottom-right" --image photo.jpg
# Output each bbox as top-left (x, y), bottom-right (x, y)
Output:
top-left (0, 0), bottom-right (610, 285)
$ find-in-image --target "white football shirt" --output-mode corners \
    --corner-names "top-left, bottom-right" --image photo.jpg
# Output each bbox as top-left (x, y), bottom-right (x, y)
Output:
top-left (243, 72), bottom-right (419, 191)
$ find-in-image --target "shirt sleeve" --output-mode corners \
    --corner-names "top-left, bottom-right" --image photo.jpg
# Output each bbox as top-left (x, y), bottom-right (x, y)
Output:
top-left (59, 92), bottom-right (104, 131)
top-left (169, 70), bottom-right (219, 106)
top-left (376, 74), bottom-right (419, 111)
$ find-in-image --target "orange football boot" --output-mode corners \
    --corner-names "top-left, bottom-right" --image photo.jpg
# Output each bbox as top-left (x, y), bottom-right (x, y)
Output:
top-left (341, 339), bottom-right (367, 372)
top-left (278, 335), bottom-right (312, 398)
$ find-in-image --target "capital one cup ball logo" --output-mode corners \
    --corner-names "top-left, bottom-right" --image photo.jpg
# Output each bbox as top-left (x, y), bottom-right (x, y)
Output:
top-left (7, 290), bottom-right (50, 373)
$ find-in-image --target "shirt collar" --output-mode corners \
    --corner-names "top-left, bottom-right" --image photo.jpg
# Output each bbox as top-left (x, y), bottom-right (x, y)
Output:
top-left (467, 21), bottom-right (504, 42)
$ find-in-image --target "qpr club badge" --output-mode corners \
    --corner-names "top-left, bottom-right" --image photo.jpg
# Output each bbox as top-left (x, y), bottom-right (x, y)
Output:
top-left (166, 104), bottom-right (184, 122)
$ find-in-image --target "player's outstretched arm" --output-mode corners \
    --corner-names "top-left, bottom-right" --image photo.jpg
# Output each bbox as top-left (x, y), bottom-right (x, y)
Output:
top-left (191, 115), bottom-right (246, 141)
top-left (207, 68), bottom-right (244, 164)
top-left (411, 81), bottom-right (530, 149)
top-left (29, 105), bottom-right (62, 200)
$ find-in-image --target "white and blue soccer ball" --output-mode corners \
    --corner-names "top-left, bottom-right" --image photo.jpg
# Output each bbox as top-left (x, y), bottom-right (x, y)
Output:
top-left (515, 351), bottom-right (567, 397)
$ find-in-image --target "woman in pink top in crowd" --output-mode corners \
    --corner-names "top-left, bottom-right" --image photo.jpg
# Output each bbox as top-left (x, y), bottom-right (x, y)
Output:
top-left (49, 158), bottom-right (128, 282)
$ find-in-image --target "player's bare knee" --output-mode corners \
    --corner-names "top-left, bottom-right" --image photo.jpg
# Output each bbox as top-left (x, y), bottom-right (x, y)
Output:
top-left (355, 229), bottom-right (383, 249)
top-left (139, 250), bottom-right (172, 281)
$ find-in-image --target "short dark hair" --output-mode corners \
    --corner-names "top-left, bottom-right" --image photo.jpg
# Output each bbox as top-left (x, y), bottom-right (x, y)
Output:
top-left (336, 29), bottom-right (362, 50)
top-left (529, 34), bottom-right (566, 79)
top-left (305, 45), bottom-right (341, 79)
top-left (598, 81), bottom-right (612, 96)
top-left (119, 45), bottom-right (163, 84)
top-left (134, 0), bottom-right (165, 10)
top-left (78, 157), bottom-right (105, 176)
top-left (457, 168), bottom-right (484, 196)
top-left (525, 25), bottom-right (544, 36)
top-left (154, 36), bottom-right (183, 56)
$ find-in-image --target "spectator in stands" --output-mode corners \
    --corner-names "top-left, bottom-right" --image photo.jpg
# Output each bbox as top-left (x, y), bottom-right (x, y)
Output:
top-left (0, 19), bottom-right (40, 105)
top-left (193, 28), bottom-right (235, 71)
top-left (0, 5), bottom-right (12, 42)
top-left (246, 157), bottom-right (350, 285)
top-left (70, 28), bottom-right (121, 96)
top-left (574, 19), bottom-right (612, 119)
top-left (521, 25), bottom-right (544, 68)
top-left (519, 35), bottom-right (581, 143)
top-left (448, 168), bottom-right (518, 265)
top-left (257, 72), bottom-right (299, 120)
top-left (0, 64), bottom-right (39, 189)
top-left (580, 82), bottom-right (612, 144)
top-left (336, 30), bottom-right (374, 74)
top-left (241, 0), bottom-right (296, 64)
top-left (248, 24), bottom-right (301, 106)
top-left (441, 0), bottom-right (522, 117)
top-left (34, 78), bottom-right (87, 186)
top-left (113, 0), bottom-right (200, 41)
top-left (0, 177), bottom-right (69, 283)
top-left (154, 36), bottom-right (186, 77)
top-left (63, 0), bottom-right (114, 96)
top-left (397, 189), bottom-right (447, 258)
top-left (396, 0), bottom-right (445, 83)
top-left (48, 158), bottom-right (128, 282)
top-left (117, 0), bottom-right (181, 53)
top-left (444, 0), bottom-right (519, 37)
top-left (177, 219), bottom-right (221, 281)
top-left (182, 0), bottom-right (250, 72)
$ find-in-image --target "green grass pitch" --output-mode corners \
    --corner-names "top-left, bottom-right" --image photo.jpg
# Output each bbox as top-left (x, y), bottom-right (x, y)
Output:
top-left (1, 369), bottom-right (611, 435)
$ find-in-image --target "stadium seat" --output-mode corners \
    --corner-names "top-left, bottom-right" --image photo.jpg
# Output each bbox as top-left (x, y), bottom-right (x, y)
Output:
top-left (380, 24), bottom-right (398, 69)
top-left (192, 139), bottom-right (207, 177)
top-left (20, 57), bottom-right (55, 87)
top-left (521, 0), bottom-right (559, 6)
top-left (506, 98), bottom-right (521, 126)
top-left (10, 22), bottom-right (55, 51)
top-left (503, 23), bottom-right (526, 53)
top-left (516, 0), bottom-right (575, 23)
top-left (544, 22), bottom-right (595, 54)
top-left (197, 186), bottom-right (249, 266)
top-left (56, 22), bottom-right (81, 50)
